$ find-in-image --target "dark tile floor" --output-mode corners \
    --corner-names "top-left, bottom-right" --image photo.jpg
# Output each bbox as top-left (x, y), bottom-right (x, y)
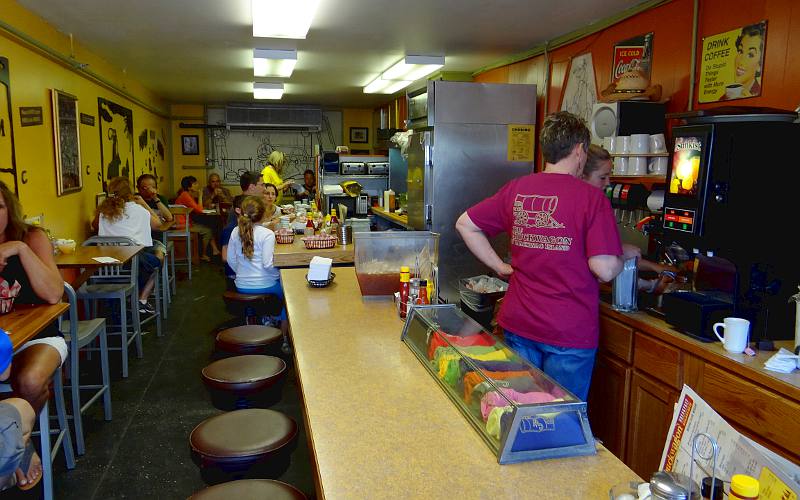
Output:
top-left (9, 264), bottom-right (316, 499)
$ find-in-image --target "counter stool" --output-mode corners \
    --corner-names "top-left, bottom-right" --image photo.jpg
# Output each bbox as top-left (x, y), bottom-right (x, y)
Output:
top-left (221, 291), bottom-right (282, 325)
top-left (214, 325), bottom-right (282, 355)
top-left (201, 355), bottom-right (286, 409)
top-left (189, 479), bottom-right (307, 499)
top-left (189, 409), bottom-right (297, 482)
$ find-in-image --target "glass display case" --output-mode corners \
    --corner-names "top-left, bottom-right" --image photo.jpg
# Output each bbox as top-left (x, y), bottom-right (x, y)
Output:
top-left (401, 304), bottom-right (596, 464)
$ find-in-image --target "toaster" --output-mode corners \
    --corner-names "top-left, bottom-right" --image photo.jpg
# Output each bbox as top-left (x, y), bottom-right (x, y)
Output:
top-left (340, 162), bottom-right (365, 175)
top-left (367, 162), bottom-right (389, 175)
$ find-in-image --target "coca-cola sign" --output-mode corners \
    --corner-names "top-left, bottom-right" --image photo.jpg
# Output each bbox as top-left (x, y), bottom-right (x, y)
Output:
top-left (611, 33), bottom-right (653, 84)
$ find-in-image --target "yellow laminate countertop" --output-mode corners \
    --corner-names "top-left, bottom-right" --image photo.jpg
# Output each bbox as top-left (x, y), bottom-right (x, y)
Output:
top-left (371, 206), bottom-right (414, 229)
top-left (282, 266), bottom-right (640, 499)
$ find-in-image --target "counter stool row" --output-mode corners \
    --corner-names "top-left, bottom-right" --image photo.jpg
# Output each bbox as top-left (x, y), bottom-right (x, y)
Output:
top-left (189, 301), bottom-right (305, 497)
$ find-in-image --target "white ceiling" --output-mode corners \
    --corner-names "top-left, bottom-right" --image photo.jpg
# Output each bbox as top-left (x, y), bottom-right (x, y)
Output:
top-left (17, 0), bottom-right (644, 108)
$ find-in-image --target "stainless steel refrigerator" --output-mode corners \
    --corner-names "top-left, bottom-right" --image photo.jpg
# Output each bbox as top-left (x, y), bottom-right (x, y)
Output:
top-left (407, 80), bottom-right (537, 303)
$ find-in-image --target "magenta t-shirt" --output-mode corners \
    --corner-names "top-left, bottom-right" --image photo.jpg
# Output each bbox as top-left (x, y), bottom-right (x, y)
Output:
top-left (467, 173), bottom-right (621, 349)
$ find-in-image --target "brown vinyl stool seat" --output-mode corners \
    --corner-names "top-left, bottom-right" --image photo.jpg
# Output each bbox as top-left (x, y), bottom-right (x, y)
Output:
top-left (222, 291), bottom-right (282, 321)
top-left (215, 325), bottom-right (282, 354)
top-left (190, 409), bottom-right (297, 475)
top-left (201, 355), bottom-right (286, 408)
top-left (189, 479), bottom-right (307, 499)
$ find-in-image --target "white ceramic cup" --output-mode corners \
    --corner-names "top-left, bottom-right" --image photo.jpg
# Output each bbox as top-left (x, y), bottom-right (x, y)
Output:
top-left (613, 156), bottom-right (628, 175)
top-left (713, 317), bottom-right (750, 353)
top-left (630, 134), bottom-right (650, 154)
top-left (726, 84), bottom-right (744, 99)
top-left (603, 136), bottom-right (616, 153)
top-left (649, 156), bottom-right (668, 175)
top-left (614, 135), bottom-right (630, 154)
top-left (649, 133), bottom-right (667, 153)
top-left (630, 156), bottom-right (648, 175)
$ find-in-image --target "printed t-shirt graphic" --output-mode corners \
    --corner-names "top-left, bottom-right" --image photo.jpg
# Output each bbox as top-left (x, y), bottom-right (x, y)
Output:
top-left (467, 173), bottom-right (621, 349)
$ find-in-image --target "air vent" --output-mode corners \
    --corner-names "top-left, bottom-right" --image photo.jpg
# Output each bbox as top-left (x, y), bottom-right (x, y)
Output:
top-left (225, 104), bottom-right (322, 131)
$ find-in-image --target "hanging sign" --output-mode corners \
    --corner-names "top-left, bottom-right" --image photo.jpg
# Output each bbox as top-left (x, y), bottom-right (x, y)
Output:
top-left (19, 106), bottom-right (43, 127)
top-left (699, 21), bottom-right (767, 103)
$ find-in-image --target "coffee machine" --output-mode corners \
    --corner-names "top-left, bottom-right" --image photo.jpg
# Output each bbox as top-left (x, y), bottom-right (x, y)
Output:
top-left (660, 107), bottom-right (800, 344)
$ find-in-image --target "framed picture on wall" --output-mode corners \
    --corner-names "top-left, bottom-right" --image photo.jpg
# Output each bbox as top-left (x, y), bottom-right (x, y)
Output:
top-left (349, 127), bottom-right (368, 143)
top-left (181, 134), bottom-right (199, 155)
top-left (51, 89), bottom-right (83, 195)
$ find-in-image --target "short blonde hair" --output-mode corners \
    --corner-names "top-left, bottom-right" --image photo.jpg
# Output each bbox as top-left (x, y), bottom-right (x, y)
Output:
top-left (267, 151), bottom-right (286, 170)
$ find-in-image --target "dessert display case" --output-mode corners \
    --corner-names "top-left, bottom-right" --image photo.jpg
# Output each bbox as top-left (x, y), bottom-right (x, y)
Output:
top-left (400, 304), bottom-right (596, 464)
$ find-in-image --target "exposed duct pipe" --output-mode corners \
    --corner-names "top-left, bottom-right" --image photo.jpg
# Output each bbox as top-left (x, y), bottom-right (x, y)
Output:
top-left (687, 0), bottom-right (700, 111)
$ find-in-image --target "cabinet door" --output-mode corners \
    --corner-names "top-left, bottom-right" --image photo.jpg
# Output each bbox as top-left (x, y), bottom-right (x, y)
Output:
top-left (587, 353), bottom-right (631, 460)
top-left (626, 371), bottom-right (678, 479)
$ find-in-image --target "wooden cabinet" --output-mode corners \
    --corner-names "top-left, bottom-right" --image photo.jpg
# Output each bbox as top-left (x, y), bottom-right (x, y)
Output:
top-left (588, 352), bottom-right (631, 459)
top-left (625, 371), bottom-right (678, 478)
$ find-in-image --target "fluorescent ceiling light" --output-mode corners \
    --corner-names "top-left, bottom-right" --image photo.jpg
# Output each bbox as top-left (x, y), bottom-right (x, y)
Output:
top-left (381, 55), bottom-right (444, 81)
top-left (252, 0), bottom-right (319, 39)
top-left (363, 77), bottom-right (413, 94)
top-left (253, 48), bottom-right (297, 77)
top-left (253, 82), bottom-right (284, 99)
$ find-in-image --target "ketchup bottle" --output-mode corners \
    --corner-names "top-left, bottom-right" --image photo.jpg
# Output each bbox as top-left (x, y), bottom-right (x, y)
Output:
top-left (416, 279), bottom-right (430, 305)
top-left (304, 214), bottom-right (315, 236)
top-left (399, 266), bottom-right (410, 318)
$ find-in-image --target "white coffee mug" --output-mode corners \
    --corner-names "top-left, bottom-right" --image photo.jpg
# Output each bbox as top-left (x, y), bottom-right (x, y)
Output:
top-left (726, 84), bottom-right (744, 99)
top-left (649, 133), bottom-right (667, 153)
top-left (630, 156), bottom-right (648, 175)
top-left (602, 136), bottom-right (616, 153)
top-left (613, 156), bottom-right (628, 175)
top-left (649, 156), bottom-right (668, 175)
top-left (713, 317), bottom-right (750, 353)
top-left (614, 135), bottom-right (631, 154)
top-left (630, 134), bottom-right (650, 154)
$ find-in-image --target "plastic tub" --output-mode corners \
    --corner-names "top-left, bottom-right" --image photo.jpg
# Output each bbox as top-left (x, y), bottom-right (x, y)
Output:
top-left (354, 231), bottom-right (439, 296)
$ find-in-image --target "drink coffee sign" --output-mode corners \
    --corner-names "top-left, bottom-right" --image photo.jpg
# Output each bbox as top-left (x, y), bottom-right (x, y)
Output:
top-left (699, 21), bottom-right (767, 103)
top-left (611, 32), bottom-right (653, 84)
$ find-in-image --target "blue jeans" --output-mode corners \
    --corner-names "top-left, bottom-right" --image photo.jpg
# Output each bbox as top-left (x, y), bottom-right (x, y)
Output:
top-left (503, 331), bottom-right (597, 401)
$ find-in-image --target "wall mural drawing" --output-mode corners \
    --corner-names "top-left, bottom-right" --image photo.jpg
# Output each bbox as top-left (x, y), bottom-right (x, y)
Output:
top-left (98, 97), bottom-right (134, 185)
top-left (0, 57), bottom-right (19, 194)
top-left (138, 128), bottom-right (161, 183)
top-left (560, 53), bottom-right (598, 127)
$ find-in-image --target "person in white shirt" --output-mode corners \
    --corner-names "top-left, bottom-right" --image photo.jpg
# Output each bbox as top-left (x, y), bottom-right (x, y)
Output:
top-left (227, 196), bottom-right (287, 335)
top-left (94, 177), bottom-right (164, 314)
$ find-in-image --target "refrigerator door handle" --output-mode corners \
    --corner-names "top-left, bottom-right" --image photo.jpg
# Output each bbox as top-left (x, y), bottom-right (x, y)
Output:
top-left (425, 204), bottom-right (433, 225)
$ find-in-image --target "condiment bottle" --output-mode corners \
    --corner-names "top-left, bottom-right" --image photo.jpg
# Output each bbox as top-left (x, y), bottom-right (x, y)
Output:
top-left (426, 279), bottom-right (434, 304)
top-left (399, 266), bottom-right (410, 318)
top-left (304, 214), bottom-right (315, 236)
top-left (416, 279), bottom-right (430, 305)
top-left (330, 209), bottom-right (340, 236)
top-left (323, 214), bottom-right (332, 234)
top-left (729, 474), bottom-right (759, 500)
top-left (701, 477), bottom-right (724, 500)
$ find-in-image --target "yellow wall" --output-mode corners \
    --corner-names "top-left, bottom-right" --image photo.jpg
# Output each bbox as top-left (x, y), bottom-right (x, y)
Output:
top-left (0, 0), bottom-right (169, 241)
top-left (342, 108), bottom-right (373, 153)
top-left (170, 104), bottom-right (205, 200)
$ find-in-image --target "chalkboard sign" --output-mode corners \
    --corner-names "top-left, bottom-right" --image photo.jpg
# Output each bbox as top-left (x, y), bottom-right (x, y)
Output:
top-left (52, 89), bottom-right (82, 195)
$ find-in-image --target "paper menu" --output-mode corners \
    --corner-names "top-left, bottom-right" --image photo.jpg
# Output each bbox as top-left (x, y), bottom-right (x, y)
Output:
top-left (660, 385), bottom-right (800, 499)
top-left (92, 257), bottom-right (121, 264)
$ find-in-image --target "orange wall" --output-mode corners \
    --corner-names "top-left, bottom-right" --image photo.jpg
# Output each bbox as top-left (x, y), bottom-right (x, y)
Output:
top-left (475, 0), bottom-right (800, 153)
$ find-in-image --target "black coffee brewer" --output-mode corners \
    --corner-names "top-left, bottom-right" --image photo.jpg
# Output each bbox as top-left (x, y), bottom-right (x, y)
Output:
top-left (660, 107), bottom-right (800, 346)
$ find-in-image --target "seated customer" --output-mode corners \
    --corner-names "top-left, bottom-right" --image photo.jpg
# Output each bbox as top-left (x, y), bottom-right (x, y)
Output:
top-left (174, 176), bottom-right (221, 262)
top-left (95, 176), bottom-right (164, 314)
top-left (0, 181), bottom-right (65, 489)
top-left (1, 332), bottom-right (39, 491)
top-left (220, 195), bottom-right (245, 291)
top-left (202, 173), bottom-right (233, 209)
top-left (227, 196), bottom-right (288, 338)
top-left (136, 173), bottom-right (173, 243)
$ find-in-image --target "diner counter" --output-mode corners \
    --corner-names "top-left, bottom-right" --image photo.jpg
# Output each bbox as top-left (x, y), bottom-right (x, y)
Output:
top-left (273, 238), bottom-right (354, 268)
top-left (371, 206), bottom-right (414, 230)
top-left (282, 267), bottom-right (640, 499)
top-left (600, 302), bottom-right (800, 398)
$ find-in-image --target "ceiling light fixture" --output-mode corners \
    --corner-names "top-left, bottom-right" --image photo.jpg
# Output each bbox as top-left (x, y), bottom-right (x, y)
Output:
top-left (253, 49), bottom-right (297, 77)
top-left (363, 54), bottom-right (445, 94)
top-left (253, 82), bottom-right (284, 99)
top-left (252, 0), bottom-right (319, 39)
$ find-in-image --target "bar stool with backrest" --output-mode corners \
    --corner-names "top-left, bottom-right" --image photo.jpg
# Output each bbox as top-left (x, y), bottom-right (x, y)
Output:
top-left (60, 282), bottom-right (111, 456)
top-left (166, 205), bottom-right (192, 281)
top-left (76, 236), bottom-right (146, 377)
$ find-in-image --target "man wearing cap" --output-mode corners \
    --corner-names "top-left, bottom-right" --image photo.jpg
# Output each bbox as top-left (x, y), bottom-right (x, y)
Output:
top-left (0, 331), bottom-right (39, 491)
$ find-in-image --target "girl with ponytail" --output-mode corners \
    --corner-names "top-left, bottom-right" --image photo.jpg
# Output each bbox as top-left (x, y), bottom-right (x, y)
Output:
top-left (227, 196), bottom-right (288, 334)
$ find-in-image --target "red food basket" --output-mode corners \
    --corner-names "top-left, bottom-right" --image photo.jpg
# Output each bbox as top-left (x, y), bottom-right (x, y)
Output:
top-left (275, 233), bottom-right (295, 244)
top-left (301, 237), bottom-right (336, 249)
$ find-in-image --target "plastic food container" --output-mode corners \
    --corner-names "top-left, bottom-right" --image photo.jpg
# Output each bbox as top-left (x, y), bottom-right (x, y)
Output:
top-left (354, 231), bottom-right (439, 296)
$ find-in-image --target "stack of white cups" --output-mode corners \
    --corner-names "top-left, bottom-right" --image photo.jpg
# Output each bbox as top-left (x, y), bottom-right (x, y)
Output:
top-left (611, 136), bottom-right (629, 175)
top-left (629, 134), bottom-right (650, 175)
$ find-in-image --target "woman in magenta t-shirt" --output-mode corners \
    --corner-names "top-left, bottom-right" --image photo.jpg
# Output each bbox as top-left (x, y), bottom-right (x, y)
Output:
top-left (456, 112), bottom-right (623, 400)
